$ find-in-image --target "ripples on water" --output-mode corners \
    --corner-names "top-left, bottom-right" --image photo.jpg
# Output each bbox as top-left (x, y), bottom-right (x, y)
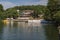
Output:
top-left (0, 21), bottom-right (58, 40)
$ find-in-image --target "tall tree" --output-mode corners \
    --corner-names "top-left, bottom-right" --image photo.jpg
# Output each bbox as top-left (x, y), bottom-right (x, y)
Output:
top-left (44, 0), bottom-right (59, 21)
top-left (0, 4), bottom-right (5, 19)
top-left (0, 4), bottom-right (4, 12)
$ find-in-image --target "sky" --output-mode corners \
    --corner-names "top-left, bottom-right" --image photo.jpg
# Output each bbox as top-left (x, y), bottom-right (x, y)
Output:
top-left (0, 0), bottom-right (48, 9)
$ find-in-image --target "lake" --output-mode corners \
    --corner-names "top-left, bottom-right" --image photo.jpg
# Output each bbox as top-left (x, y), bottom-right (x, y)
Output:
top-left (0, 21), bottom-right (59, 40)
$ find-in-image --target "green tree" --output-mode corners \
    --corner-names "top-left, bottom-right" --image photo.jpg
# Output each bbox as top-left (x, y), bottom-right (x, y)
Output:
top-left (44, 0), bottom-right (60, 25)
top-left (54, 11), bottom-right (60, 24)
top-left (0, 4), bottom-right (5, 19)
top-left (6, 8), bottom-right (18, 18)
top-left (0, 4), bottom-right (4, 12)
top-left (44, 0), bottom-right (59, 21)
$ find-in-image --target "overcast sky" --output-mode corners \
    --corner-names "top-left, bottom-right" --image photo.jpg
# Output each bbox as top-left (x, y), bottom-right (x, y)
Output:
top-left (0, 0), bottom-right (48, 9)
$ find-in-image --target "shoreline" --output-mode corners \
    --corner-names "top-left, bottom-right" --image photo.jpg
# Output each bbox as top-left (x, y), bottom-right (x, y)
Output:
top-left (2, 19), bottom-right (53, 24)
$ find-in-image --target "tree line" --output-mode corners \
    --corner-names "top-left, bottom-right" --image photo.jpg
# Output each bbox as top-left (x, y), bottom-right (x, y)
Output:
top-left (0, 4), bottom-right (46, 19)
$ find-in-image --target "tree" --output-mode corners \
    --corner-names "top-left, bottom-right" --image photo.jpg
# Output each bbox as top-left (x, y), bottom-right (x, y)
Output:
top-left (44, 0), bottom-right (60, 25)
top-left (44, 0), bottom-right (59, 21)
top-left (0, 4), bottom-right (4, 12)
top-left (0, 4), bottom-right (5, 19)
top-left (6, 8), bottom-right (18, 18)
top-left (54, 11), bottom-right (60, 24)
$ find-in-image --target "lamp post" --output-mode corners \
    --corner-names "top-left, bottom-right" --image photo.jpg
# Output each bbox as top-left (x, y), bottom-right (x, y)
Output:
top-left (17, 10), bottom-right (20, 19)
top-left (17, 10), bottom-right (19, 17)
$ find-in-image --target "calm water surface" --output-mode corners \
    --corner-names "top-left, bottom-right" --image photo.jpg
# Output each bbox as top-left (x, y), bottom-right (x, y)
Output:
top-left (0, 21), bottom-right (58, 40)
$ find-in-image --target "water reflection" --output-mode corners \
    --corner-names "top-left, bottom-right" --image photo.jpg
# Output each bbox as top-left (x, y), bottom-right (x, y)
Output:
top-left (0, 21), bottom-right (3, 40)
top-left (0, 21), bottom-right (58, 40)
top-left (44, 25), bottom-right (59, 40)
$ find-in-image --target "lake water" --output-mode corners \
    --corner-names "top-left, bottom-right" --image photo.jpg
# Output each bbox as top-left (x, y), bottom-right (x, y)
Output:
top-left (0, 21), bottom-right (59, 40)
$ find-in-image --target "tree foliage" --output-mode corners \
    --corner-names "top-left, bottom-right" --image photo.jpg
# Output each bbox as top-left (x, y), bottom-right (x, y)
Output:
top-left (44, 0), bottom-right (59, 20)
top-left (44, 0), bottom-right (60, 24)
top-left (0, 4), bottom-right (5, 19)
top-left (5, 8), bottom-right (18, 18)
top-left (0, 4), bottom-right (4, 12)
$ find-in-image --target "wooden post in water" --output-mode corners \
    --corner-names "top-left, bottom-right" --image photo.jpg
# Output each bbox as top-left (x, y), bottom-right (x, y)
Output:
top-left (58, 26), bottom-right (60, 40)
top-left (58, 26), bottom-right (60, 34)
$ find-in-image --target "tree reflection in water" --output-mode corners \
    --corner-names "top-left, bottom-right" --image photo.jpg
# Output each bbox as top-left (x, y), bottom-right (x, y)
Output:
top-left (44, 24), bottom-right (59, 40)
